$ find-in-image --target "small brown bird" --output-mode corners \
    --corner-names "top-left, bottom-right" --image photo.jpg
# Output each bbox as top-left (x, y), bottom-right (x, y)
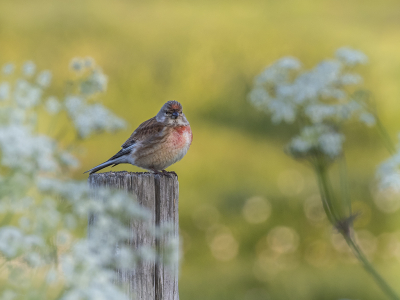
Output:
top-left (85, 101), bottom-right (192, 175)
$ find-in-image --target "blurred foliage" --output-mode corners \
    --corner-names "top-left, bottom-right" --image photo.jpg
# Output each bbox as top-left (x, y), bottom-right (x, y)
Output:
top-left (1, 0), bottom-right (400, 299)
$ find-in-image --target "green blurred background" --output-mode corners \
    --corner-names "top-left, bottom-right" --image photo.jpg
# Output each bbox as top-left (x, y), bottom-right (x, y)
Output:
top-left (2, 0), bottom-right (400, 299)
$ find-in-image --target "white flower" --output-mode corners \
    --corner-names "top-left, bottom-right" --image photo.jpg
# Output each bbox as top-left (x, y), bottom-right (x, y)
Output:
top-left (305, 104), bottom-right (337, 123)
top-left (275, 57), bottom-right (302, 70)
top-left (22, 61), bottom-right (36, 77)
top-left (287, 124), bottom-right (344, 160)
top-left (46, 268), bottom-right (58, 284)
top-left (0, 290), bottom-right (17, 300)
top-left (80, 69), bottom-right (108, 95)
top-left (318, 131), bottom-right (345, 159)
top-left (66, 99), bottom-right (126, 138)
top-left (65, 96), bottom-right (84, 115)
top-left (13, 79), bottom-right (42, 108)
top-left (84, 57), bottom-right (95, 68)
top-left (359, 112), bottom-right (376, 127)
top-left (248, 87), bottom-right (269, 109)
top-left (377, 142), bottom-right (400, 193)
top-left (70, 58), bottom-right (84, 72)
top-left (0, 227), bottom-right (23, 258)
top-left (2, 63), bottom-right (15, 75)
top-left (0, 125), bottom-right (58, 172)
top-left (24, 252), bottom-right (43, 267)
top-left (340, 73), bottom-right (363, 85)
top-left (45, 96), bottom-right (61, 114)
top-left (268, 100), bottom-right (296, 124)
top-left (0, 82), bottom-right (10, 100)
top-left (36, 70), bottom-right (52, 87)
top-left (0, 58), bottom-right (156, 298)
top-left (59, 151), bottom-right (79, 168)
top-left (336, 47), bottom-right (368, 66)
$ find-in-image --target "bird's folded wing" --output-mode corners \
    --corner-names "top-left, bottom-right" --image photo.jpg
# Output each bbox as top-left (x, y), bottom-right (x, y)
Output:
top-left (106, 117), bottom-right (165, 162)
top-left (121, 117), bottom-right (165, 148)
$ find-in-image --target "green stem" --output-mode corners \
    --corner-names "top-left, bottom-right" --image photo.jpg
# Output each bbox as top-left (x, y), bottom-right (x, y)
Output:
top-left (339, 156), bottom-right (352, 217)
top-left (313, 158), bottom-right (340, 223)
top-left (314, 160), bottom-right (399, 300)
top-left (376, 117), bottom-right (396, 155)
top-left (345, 236), bottom-right (399, 300)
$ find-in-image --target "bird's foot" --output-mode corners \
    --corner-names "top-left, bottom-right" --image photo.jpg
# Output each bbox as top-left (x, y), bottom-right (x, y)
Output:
top-left (161, 170), bottom-right (174, 178)
top-left (151, 169), bottom-right (162, 176)
top-left (151, 169), bottom-right (176, 178)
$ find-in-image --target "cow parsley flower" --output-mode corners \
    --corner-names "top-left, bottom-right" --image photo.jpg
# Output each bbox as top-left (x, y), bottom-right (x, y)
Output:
top-left (250, 47), bottom-right (373, 163)
top-left (0, 82), bottom-right (10, 100)
top-left (336, 47), bottom-right (368, 66)
top-left (66, 98), bottom-right (126, 138)
top-left (376, 136), bottom-right (400, 194)
top-left (249, 47), bottom-right (371, 129)
top-left (359, 112), bottom-right (376, 127)
top-left (59, 151), bottom-right (80, 168)
top-left (45, 96), bottom-right (62, 114)
top-left (2, 63), bottom-right (15, 75)
top-left (22, 61), bottom-right (36, 77)
top-left (13, 79), bottom-right (42, 108)
top-left (36, 70), bottom-right (52, 87)
top-left (286, 124), bottom-right (345, 160)
top-left (70, 58), bottom-right (84, 72)
top-left (80, 68), bottom-right (108, 95)
top-left (84, 57), bottom-right (95, 68)
top-left (0, 58), bottom-right (170, 299)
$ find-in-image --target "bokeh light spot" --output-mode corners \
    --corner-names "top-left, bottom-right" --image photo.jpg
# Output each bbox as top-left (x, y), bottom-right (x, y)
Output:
top-left (267, 226), bottom-right (299, 254)
top-left (242, 196), bottom-right (271, 224)
top-left (207, 225), bottom-right (238, 261)
top-left (373, 189), bottom-right (400, 213)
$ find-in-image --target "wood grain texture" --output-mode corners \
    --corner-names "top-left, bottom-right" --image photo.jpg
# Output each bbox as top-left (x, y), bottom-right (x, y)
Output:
top-left (88, 171), bottom-right (179, 300)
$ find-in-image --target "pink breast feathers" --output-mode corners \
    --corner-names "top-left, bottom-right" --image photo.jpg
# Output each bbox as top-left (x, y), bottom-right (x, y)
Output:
top-left (173, 125), bottom-right (193, 147)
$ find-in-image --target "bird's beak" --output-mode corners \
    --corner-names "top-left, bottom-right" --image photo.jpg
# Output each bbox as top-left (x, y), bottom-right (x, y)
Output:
top-left (171, 112), bottom-right (179, 119)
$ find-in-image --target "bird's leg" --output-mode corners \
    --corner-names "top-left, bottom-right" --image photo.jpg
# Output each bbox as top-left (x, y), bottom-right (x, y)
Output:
top-left (150, 168), bottom-right (163, 176)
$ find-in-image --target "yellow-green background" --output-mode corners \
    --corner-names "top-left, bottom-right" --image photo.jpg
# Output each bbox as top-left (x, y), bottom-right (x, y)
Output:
top-left (2, 0), bottom-right (400, 299)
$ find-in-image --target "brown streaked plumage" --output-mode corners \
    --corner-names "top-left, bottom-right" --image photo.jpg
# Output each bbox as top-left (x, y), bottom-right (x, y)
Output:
top-left (85, 101), bottom-right (192, 175)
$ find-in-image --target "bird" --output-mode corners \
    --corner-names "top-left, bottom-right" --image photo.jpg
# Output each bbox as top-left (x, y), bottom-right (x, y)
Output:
top-left (85, 100), bottom-right (192, 175)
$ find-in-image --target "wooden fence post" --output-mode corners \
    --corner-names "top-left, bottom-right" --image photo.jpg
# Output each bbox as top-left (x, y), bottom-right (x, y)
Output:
top-left (88, 171), bottom-right (179, 300)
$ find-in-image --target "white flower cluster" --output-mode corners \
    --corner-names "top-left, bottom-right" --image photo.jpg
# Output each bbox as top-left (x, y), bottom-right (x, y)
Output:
top-left (0, 125), bottom-right (58, 172)
top-left (65, 57), bottom-right (126, 138)
top-left (0, 60), bottom-right (166, 299)
top-left (249, 47), bottom-right (371, 160)
top-left (65, 96), bottom-right (126, 138)
top-left (377, 135), bottom-right (400, 194)
top-left (36, 179), bottom-right (155, 300)
top-left (287, 124), bottom-right (345, 160)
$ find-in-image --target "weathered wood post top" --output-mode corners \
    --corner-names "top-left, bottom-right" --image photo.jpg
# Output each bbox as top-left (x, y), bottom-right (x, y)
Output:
top-left (88, 171), bottom-right (179, 300)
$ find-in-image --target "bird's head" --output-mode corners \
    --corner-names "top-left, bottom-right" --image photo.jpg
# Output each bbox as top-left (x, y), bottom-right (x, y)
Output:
top-left (156, 100), bottom-right (189, 126)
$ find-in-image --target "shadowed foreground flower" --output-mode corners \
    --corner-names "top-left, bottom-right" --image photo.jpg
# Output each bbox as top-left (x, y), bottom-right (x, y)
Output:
top-left (0, 59), bottom-right (176, 299)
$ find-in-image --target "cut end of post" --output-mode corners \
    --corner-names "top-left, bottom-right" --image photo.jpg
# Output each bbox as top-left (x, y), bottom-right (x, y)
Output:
top-left (88, 170), bottom-right (178, 180)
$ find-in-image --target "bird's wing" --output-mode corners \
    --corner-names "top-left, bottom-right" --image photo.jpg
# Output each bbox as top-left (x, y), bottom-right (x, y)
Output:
top-left (122, 117), bottom-right (165, 147)
top-left (107, 117), bottom-right (165, 162)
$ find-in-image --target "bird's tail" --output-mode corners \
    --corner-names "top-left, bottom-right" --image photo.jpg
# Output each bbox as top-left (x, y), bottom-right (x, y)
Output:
top-left (84, 159), bottom-right (121, 175)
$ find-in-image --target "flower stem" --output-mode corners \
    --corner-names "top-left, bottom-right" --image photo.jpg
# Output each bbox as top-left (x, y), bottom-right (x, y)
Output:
top-left (314, 160), bottom-right (399, 300)
top-left (376, 116), bottom-right (396, 155)
top-left (345, 236), bottom-right (399, 300)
